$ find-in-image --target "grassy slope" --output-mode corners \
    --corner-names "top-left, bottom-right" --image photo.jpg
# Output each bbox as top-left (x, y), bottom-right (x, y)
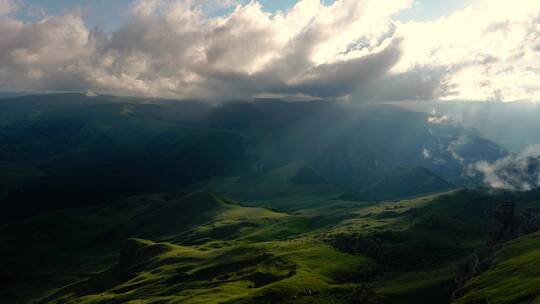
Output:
top-left (42, 238), bottom-right (372, 304)
top-left (193, 162), bottom-right (349, 211)
top-left (0, 192), bottom-right (301, 303)
top-left (454, 232), bottom-right (540, 304)
top-left (195, 162), bottom-right (456, 211)
top-left (2, 188), bottom-right (540, 304)
top-left (324, 189), bottom-right (540, 304)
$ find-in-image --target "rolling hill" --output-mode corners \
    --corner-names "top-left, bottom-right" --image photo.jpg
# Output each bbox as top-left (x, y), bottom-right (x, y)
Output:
top-left (2, 188), bottom-right (540, 304)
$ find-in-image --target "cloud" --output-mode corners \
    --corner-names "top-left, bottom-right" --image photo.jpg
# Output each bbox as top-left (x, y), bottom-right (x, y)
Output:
top-left (0, 13), bottom-right (94, 91)
top-left (0, 0), bottom-right (21, 16)
top-left (397, 0), bottom-right (540, 102)
top-left (470, 144), bottom-right (540, 191)
top-left (0, 0), bottom-right (539, 102)
top-left (0, 0), bottom-right (424, 100)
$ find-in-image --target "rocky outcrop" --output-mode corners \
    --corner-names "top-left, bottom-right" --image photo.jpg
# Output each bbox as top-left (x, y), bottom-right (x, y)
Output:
top-left (516, 208), bottom-right (540, 236)
top-left (487, 201), bottom-right (516, 246)
top-left (454, 252), bottom-right (480, 290)
top-left (453, 202), bottom-right (540, 301)
top-left (487, 202), bottom-right (540, 247)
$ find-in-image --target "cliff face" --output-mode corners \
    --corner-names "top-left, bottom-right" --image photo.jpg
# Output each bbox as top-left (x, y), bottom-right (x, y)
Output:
top-left (487, 202), bottom-right (540, 247)
top-left (487, 202), bottom-right (516, 246)
top-left (453, 252), bottom-right (481, 295)
top-left (516, 208), bottom-right (540, 236)
top-left (452, 231), bottom-right (540, 304)
top-left (453, 202), bottom-right (540, 301)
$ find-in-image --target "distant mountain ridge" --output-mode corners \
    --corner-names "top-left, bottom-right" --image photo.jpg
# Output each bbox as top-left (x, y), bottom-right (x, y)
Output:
top-left (0, 93), bottom-right (508, 221)
top-left (399, 100), bottom-right (540, 153)
top-left (0, 92), bottom-right (41, 99)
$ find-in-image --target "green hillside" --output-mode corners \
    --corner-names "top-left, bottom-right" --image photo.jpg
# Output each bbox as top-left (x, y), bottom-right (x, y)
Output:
top-left (196, 162), bottom-right (455, 211)
top-left (2, 188), bottom-right (540, 304)
top-left (454, 231), bottom-right (540, 304)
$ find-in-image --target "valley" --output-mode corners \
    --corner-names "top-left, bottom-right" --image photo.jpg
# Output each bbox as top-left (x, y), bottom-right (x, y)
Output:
top-left (1, 94), bottom-right (540, 304)
top-left (2, 1), bottom-right (540, 302)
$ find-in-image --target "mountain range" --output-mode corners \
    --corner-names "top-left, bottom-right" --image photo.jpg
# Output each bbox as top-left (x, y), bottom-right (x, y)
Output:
top-left (1, 93), bottom-right (539, 304)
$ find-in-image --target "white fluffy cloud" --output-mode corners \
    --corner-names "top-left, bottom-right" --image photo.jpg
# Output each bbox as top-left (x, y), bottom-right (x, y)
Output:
top-left (470, 144), bottom-right (540, 191)
top-left (0, 0), bottom-right (539, 102)
top-left (397, 0), bottom-right (540, 101)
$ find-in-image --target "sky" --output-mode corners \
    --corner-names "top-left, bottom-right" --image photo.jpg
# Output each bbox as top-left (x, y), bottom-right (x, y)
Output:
top-left (10, 0), bottom-right (472, 30)
top-left (0, 0), bottom-right (539, 102)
